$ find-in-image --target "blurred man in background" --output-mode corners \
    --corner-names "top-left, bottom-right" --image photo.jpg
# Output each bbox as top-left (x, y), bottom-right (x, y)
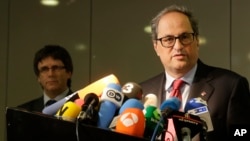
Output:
top-left (18, 45), bottom-right (73, 112)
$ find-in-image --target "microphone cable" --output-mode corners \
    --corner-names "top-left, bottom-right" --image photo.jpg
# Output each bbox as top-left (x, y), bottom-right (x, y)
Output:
top-left (75, 103), bottom-right (95, 141)
top-left (75, 118), bottom-right (81, 141)
top-left (150, 116), bottom-right (165, 141)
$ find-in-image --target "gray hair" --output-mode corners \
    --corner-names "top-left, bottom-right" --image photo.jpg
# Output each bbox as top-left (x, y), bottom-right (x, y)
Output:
top-left (150, 5), bottom-right (199, 40)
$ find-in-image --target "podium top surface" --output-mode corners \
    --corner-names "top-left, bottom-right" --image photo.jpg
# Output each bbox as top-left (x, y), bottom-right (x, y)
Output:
top-left (6, 107), bottom-right (149, 141)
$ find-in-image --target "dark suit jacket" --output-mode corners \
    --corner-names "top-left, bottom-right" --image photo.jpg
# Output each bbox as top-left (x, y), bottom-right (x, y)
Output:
top-left (18, 89), bottom-right (73, 112)
top-left (140, 59), bottom-right (250, 140)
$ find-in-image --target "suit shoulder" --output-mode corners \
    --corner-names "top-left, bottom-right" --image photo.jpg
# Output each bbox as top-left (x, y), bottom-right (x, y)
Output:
top-left (198, 60), bottom-right (246, 80)
top-left (210, 65), bottom-right (246, 79)
top-left (17, 96), bottom-right (44, 111)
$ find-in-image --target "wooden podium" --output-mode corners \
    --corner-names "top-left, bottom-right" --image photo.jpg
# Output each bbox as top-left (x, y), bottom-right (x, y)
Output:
top-left (6, 107), bottom-right (149, 141)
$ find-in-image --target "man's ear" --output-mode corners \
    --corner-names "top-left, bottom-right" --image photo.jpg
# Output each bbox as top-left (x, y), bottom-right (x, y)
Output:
top-left (153, 41), bottom-right (160, 56)
top-left (67, 71), bottom-right (72, 79)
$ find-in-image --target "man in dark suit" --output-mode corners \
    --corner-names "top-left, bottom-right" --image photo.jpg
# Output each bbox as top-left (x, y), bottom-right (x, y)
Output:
top-left (18, 45), bottom-right (74, 112)
top-left (140, 5), bottom-right (250, 141)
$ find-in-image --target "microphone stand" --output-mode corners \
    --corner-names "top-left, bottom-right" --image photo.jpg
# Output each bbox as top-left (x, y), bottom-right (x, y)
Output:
top-left (181, 127), bottom-right (191, 141)
top-left (159, 108), bottom-right (175, 141)
top-left (199, 120), bottom-right (208, 141)
top-left (160, 119), bottom-right (168, 141)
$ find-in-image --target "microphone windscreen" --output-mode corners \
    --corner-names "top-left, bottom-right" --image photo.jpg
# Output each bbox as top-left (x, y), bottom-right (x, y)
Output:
top-left (184, 97), bottom-right (207, 112)
top-left (77, 93), bottom-right (100, 125)
top-left (77, 74), bottom-right (120, 99)
top-left (160, 97), bottom-right (181, 111)
top-left (98, 83), bottom-right (124, 128)
top-left (74, 98), bottom-right (84, 107)
top-left (42, 92), bottom-right (77, 115)
top-left (116, 108), bottom-right (145, 137)
top-left (184, 97), bottom-right (214, 132)
top-left (42, 74), bottom-right (119, 115)
top-left (100, 83), bottom-right (124, 107)
top-left (160, 97), bottom-right (181, 119)
top-left (143, 93), bottom-right (158, 108)
top-left (55, 101), bottom-right (81, 122)
top-left (98, 101), bottom-right (117, 128)
top-left (121, 82), bottom-right (143, 100)
top-left (143, 105), bottom-right (164, 138)
top-left (119, 99), bottom-right (144, 114)
top-left (83, 93), bottom-right (99, 107)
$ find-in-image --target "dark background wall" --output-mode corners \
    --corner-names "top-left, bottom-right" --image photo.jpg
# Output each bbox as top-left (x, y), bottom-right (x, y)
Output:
top-left (1, 0), bottom-right (250, 140)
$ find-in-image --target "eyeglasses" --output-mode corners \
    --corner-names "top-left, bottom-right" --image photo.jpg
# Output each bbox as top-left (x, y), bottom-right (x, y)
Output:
top-left (156, 33), bottom-right (196, 48)
top-left (39, 65), bottom-right (65, 74)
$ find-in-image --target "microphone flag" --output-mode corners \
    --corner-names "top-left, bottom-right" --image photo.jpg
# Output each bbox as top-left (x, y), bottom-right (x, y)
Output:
top-left (55, 101), bottom-right (82, 122)
top-left (144, 105), bottom-right (164, 138)
top-left (115, 108), bottom-right (145, 137)
top-left (163, 111), bottom-right (203, 141)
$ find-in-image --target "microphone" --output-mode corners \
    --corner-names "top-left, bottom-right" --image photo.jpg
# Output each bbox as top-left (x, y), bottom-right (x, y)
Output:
top-left (42, 74), bottom-right (119, 115)
top-left (55, 101), bottom-right (82, 122)
top-left (97, 83), bottom-right (124, 129)
top-left (74, 98), bottom-right (85, 107)
top-left (43, 91), bottom-right (79, 115)
top-left (142, 93), bottom-right (162, 138)
top-left (157, 97), bottom-right (205, 141)
top-left (150, 97), bottom-right (181, 141)
top-left (121, 82), bottom-right (143, 102)
top-left (119, 98), bottom-right (144, 114)
top-left (160, 97), bottom-right (181, 119)
top-left (108, 82), bottom-right (143, 129)
top-left (143, 93), bottom-right (158, 108)
top-left (109, 98), bottom-right (144, 130)
top-left (143, 105), bottom-right (164, 139)
top-left (115, 100), bottom-right (145, 137)
top-left (184, 97), bottom-right (214, 132)
top-left (77, 93), bottom-right (99, 125)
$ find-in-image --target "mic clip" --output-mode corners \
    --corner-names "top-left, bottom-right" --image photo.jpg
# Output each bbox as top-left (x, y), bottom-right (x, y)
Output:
top-left (77, 105), bottom-right (98, 126)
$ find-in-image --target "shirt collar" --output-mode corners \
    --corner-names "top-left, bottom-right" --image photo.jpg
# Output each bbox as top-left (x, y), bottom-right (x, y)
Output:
top-left (44, 88), bottom-right (69, 105)
top-left (165, 63), bottom-right (197, 91)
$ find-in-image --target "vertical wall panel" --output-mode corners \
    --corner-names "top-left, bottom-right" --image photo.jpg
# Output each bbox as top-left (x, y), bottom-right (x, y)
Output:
top-left (231, 0), bottom-right (250, 80)
top-left (0, 0), bottom-right (9, 140)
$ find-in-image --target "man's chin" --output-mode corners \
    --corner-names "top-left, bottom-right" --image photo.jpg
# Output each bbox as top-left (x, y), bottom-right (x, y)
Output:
top-left (45, 87), bottom-right (61, 93)
top-left (174, 61), bottom-right (187, 68)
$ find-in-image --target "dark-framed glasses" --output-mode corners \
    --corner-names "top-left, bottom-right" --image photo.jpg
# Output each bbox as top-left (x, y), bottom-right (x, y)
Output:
top-left (156, 33), bottom-right (196, 48)
top-left (39, 65), bottom-right (65, 74)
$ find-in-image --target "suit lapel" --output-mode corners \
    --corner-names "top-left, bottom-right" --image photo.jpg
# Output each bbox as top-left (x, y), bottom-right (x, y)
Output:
top-left (189, 79), bottom-right (214, 101)
top-left (188, 60), bottom-right (214, 101)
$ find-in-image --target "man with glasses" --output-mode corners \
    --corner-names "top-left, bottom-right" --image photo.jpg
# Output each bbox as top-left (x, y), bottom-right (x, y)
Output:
top-left (18, 45), bottom-right (73, 112)
top-left (140, 5), bottom-right (250, 140)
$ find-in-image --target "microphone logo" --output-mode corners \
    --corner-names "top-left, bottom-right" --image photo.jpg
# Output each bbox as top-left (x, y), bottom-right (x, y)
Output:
top-left (122, 82), bottom-right (143, 100)
top-left (56, 101), bottom-right (81, 122)
top-left (122, 83), bottom-right (135, 93)
top-left (119, 112), bottom-right (139, 127)
top-left (116, 108), bottom-right (145, 137)
top-left (106, 89), bottom-right (122, 102)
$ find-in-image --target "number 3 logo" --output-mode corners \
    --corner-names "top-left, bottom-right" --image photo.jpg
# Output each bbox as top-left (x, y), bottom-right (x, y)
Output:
top-left (122, 83), bottom-right (134, 94)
